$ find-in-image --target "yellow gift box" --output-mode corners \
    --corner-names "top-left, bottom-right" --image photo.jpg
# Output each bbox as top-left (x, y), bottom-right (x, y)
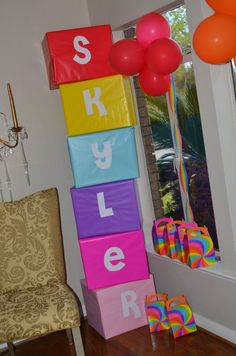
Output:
top-left (60, 75), bottom-right (136, 136)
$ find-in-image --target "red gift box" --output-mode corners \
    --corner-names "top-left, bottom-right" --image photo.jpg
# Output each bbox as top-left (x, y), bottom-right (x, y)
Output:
top-left (42, 25), bottom-right (115, 89)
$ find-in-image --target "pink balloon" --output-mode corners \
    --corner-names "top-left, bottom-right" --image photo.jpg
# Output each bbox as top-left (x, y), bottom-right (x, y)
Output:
top-left (109, 39), bottom-right (145, 75)
top-left (139, 66), bottom-right (171, 96)
top-left (136, 12), bottom-right (171, 48)
top-left (146, 38), bottom-right (183, 75)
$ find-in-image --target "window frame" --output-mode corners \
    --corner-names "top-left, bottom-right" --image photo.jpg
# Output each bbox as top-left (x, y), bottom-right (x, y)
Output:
top-left (185, 0), bottom-right (236, 275)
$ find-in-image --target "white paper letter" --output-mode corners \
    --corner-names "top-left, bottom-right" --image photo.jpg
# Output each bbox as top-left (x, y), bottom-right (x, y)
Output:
top-left (97, 192), bottom-right (114, 218)
top-left (91, 141), bottom-right (112, 169)
top-left (104, 247), bottom-right (125, 272)
top-left (73, 35), bottom-right (91, 64)
top-left (121, 291), bottom-right (141, 319)
top-left (83, 88), bottom-right (107, 116)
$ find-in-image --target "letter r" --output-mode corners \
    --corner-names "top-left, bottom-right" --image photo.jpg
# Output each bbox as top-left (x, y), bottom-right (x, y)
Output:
top-left (120, 291), bottom-right (141, 319)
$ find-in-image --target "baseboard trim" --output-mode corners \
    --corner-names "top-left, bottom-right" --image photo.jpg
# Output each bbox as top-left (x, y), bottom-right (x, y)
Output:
top-left (194, 313), bottom-right (236, 345)
top-left (82, 301), bottom-right (235, 346)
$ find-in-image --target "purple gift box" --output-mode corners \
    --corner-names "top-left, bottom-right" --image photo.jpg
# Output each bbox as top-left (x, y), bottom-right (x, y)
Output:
top-left (71, 179), bottom-right (141, 238)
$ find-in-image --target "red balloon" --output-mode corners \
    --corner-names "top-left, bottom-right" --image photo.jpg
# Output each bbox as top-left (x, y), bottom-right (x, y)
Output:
top-left (139, 66), bottom-right (171, 96)
top-left (109, 39), bottom-right (145, 75)
top-left (146, 38), bottom-right (183, 75)
top-left (206, 0), bottom-right (236, 17)
top-left (136, 12), bottom-right (171, 48)
top-left (193, 14), bottom-right (236, 64)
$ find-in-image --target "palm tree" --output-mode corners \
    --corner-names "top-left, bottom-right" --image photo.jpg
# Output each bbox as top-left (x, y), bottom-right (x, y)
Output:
top-left (146, 78), bottom-right (206, 161)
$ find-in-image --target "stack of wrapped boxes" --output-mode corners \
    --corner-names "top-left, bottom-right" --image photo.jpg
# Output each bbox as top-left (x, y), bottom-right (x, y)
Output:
top-left (43, 24), bottom-right (156, 339)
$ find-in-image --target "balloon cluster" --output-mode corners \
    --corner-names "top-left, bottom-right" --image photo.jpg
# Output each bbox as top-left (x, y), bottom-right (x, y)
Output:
top-left (109, 13), bottom-right (183, 97)
top-left (193, 0), bottom-right (236, 64)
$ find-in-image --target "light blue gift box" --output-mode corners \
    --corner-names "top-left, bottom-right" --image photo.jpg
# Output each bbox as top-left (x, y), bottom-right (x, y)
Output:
top-left (67, 127), bottom-right (139, 188)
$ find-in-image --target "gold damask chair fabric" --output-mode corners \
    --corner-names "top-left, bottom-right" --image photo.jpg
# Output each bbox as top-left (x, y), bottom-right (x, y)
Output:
top-left (0, 188), bottom-right (84, 355)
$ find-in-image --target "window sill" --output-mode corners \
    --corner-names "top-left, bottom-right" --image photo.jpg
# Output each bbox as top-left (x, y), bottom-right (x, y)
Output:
top-left (146, 244), bottom-right (236, 283)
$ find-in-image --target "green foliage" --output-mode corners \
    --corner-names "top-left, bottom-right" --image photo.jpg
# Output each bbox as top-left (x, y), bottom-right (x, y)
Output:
top-left (165, 5), bottom-right (191, 55)
top-left (146, 74), bottom-right (199, 124)
top-left (174, 63), bottom-right (196, 98)
top-left (146, 95), bottom-right (168, 121)
top-left (184, 82), bottom-right (200, 117)
top-left (161, 183), bottom-right (178, 215)
top-left (147, 80), bottom-right (206, 160)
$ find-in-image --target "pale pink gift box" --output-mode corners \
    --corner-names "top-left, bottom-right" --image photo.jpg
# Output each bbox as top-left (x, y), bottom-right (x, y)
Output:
top-left (79, 229), bottom-right (149, 290)
top-left (81, 274), bottom-right (156, 339)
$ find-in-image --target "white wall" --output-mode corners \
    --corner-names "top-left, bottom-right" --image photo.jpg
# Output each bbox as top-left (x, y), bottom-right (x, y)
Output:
top-left (0, 0), bottom-right (90, 302)
top-left (148, 253), bottom-right (236, 343)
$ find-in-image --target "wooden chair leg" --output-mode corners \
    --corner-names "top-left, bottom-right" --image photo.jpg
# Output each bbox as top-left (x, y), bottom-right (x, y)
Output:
top-left (7, 342), bottom-right (15, 356)
top-left (66, 328), bottom-right (73, 346)
top-left (71, 327), bottom-right (85, 356)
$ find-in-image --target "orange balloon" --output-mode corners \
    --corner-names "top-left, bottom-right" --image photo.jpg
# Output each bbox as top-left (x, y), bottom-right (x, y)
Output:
top-left (206, 0), bottom-right (236, 17)
top-left (193, 14), bottom-right (236, 64)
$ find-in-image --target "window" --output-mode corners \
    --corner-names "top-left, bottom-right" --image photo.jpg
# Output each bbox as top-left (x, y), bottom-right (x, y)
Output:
top-left (125, 4), bottom-right (218, 249)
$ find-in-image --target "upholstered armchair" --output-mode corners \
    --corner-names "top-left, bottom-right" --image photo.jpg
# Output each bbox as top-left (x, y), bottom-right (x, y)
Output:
top-left (0, 188), bottom-right (84, 355)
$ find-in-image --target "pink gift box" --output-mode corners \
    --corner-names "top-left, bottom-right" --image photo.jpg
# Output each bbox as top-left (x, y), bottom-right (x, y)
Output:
top-left (79, 230), bottom-right (149, 289)
top-left (81, 274), bottom-right (156, 339)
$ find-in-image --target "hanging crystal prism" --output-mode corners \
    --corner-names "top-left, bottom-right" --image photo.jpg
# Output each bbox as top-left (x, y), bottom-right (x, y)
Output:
top-left (0, 179), bottom-right (3, 202)
top-left (20, 140), bottom-right (30, 186)
top-left (3, 160), bottom-right (13, 201)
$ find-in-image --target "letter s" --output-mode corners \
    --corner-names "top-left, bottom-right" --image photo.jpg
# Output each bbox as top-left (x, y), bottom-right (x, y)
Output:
top-left (73, 35), bottom-right (91, 64)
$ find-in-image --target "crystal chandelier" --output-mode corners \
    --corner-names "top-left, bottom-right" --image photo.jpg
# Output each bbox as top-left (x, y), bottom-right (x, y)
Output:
top-left (0, 83), bottom-right (29, 201)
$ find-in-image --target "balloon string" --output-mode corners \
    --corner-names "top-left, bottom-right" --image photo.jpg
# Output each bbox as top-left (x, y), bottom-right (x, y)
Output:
top-left (167, 74), bottom-right (194, 223)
